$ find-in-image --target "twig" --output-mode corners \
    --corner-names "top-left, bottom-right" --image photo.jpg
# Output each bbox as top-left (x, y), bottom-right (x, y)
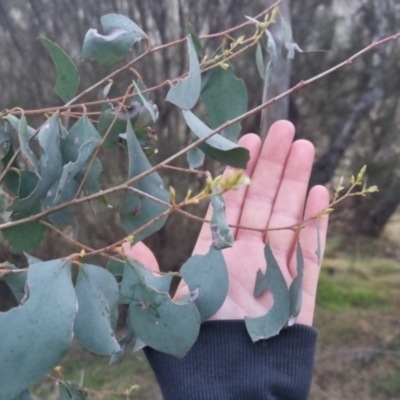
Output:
top-left (0, 31), bottom-right (398, 232)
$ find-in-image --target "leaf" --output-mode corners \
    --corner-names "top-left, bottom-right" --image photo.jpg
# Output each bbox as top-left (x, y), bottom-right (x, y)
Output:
top-left (133, 80), bottom-right (156, 122)
top-left (281, 17), bottom-right (303, 60)
top-left (201, 61), bottom-right (248, 143)
top-left (1, 263), bottom-right (27, 303)
top-left (0, 128), bottom-right (10, 144)
top-left (74, 265), bottom-right (121, 356)
top-left (4, 115), bottom-right (36, 140)
top-left (186, 22), bottom-right (204, 58)
top-left (0, 128), bottom-right (20, 195)
top-left (54, 116), bottom-right (101, 205)
top-left (18, 116), bottom-right (39, 172)
top-left (256, 42), bottom-right (265, 79)
top-left (103, 80), bottom-right (113, 99)
top-left (11, 389), bottom-right (33, 400)
top-left (121, 261), bottom-right (200, 358)
top-left (245, 244), bottom-right (290, 342)
top-left (288, 243), bottom-right (305, 326)
top-left (106, 255), bottom-right (125, 283)
top-left (182, 110), bottom-right (249, 169)
top-left (81, 14), bottom-right (146, 67)
top-left (8, 113), bottom-right (62, 213)
top-left (166, 36), bottom-right (201, 110)
top-left (3, 202), bottom-right (47, 254)
top-left (0, 260), bottom-right (77, 399)
top-left (263, 30), bottom-right (277, 99)
top-left (209, 189), bottom-right (234, 249)
top-left (39, 38), bottom-right (80, 103)
top-left (180, 246), bottom-right (228, 322)
top-left (120, 121), bottom-right (170, 244)
top-left (245, 15), bottom-right (264, 26)
top-left (315, 219), bottom-right (322, 266)
top-left (120, 258), bottom-right (173, 304)
top-left (187, 146), bottom-right (205, 170)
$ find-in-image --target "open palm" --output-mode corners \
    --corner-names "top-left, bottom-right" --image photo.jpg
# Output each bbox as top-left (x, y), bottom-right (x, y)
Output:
top-left (125, 121), bottom-right (329, 327)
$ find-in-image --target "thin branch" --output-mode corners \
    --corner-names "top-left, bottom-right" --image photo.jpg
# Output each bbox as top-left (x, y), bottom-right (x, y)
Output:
top-left (74, 84), bottom-right (134, 198)
top-left (0, 31), bottom-right (399, 232)
top-left (3, 2), bottom-right (281, 117)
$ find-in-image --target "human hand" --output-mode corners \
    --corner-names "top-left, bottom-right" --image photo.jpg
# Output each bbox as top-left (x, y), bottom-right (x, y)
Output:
top-left (125, 121), bottom-right (329, 327)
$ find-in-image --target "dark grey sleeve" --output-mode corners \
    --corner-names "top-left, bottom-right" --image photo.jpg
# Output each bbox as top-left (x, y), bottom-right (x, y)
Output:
top-left (144, 320), bottom-right (317, 400)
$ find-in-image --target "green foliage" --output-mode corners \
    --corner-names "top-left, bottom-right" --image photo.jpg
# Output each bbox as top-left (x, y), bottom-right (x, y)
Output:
top-left (0, 260), bottom-right (77, 399)
top-left (120, 260), bottom-right (201, 358)
top-left (201, 62), bottom-right (248, 143)
top-left (209, 190), bottom-right (234, 249)
top-left (166, 36), bottom-right (201, 110)
top-left (74, 265), bottom-right (121, 356)
top-left (80, 14), bottom-right (146, 67)
top-left (119, 120), bottom-right (170, 244)
top-left (0, 6), bottom-right (376, 397)
top-left (182, 109), bottom-right (249, 168)
top-left (180, 246), bottom-right (229, 321)
top-left (245, 243), bottom-right (293, 341)
top-left (39, 37), bottom-right (80, 103)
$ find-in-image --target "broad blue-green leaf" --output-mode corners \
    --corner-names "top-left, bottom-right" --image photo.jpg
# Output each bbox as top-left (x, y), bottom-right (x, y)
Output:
top-left (281, 17), bottom-right (303, 60)
top-left (245, 244), bottom-right (290, 342)
top-left (24, 253), bottom-right (42, 265)
top-left (74, 265), bottom-right (120, 356)
top-left (18, 116), bottom-right (39, 172)
top-left (263, 30), bottom-right (277, 99)
top-left (42, 179), bottom-right (76, 228)
top-left (288, 243), bottom-right (304, 325)
top-left (120, 259), bottom-right (173, 304)
top-left (39, 37), bottom-right (80, 103)
top-left (1, 131), bottom-right (21, 196)
top-left (187, 146), bottom-right (205, 170)
top-left (1, 263), bottom-right (27, 303)
top-left (134, 80), bottom-right (156, 122)
top-left (54, 116), bottom-right (101, 205)
top-left (186, 22), bottom-right (204, 58)
top-left (315, 219), bottom-right (322, 266)
top-left (0, 260), bottom-right (77, 399)
top-left (201, 61), bottom-right (248, 143)
top-left (106, 255), bottom-right (125, 283)
top-left (8, 113), bottom-right (62, 213)
top-left (4, 115), bottom-right (36, 140)
top-left (182, 110), bottom-right (249, 169)
top-left (0, 128), bottom-right (10, 144)
top-left (180, 246), bottom-right (228, 322)
top-left (3, 202), bottom-right (47, 254)
top-left (121, 262), bottom-right (200, 357)
top-left (166, 36), bottom-right (201, 110)
top-left (210, 189), bottom-right (234, 249)
top-left (256, 42), bottom-right (265, 79)
top-left (81, 14), bottom-right (146, 67)
top-left (103, 80), bottom-right (113, 99)
top-left (11, 389), bottom-right (33, 400)
top-left (99, 92), bottom-right (156, 150)
top-left (120, 121), bottom-right (170, 244)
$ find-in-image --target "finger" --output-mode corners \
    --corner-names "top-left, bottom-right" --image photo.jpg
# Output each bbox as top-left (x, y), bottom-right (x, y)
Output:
top-left (193, 133), bottom-right (262, 254)
top-left (295, 185), bottom-right (330, 326)
top-left (122, 242), bottom-right (160, 271)
top-left (266, 140), bottom-right (315, 275)
top-left (236, 121), bottom-right (295, 242)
